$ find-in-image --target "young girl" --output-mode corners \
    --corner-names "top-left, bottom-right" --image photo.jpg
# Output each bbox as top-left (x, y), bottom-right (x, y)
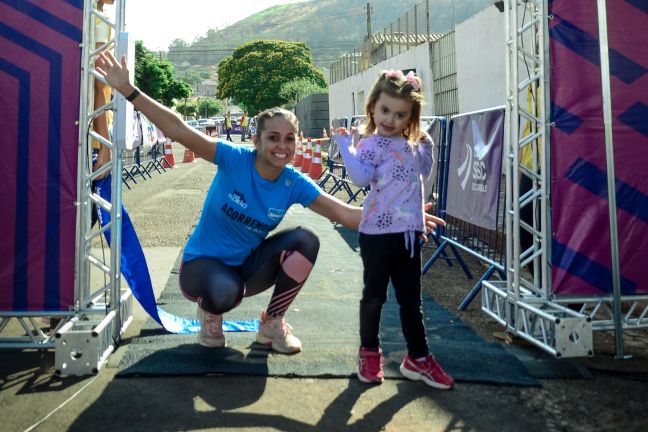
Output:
top-left (335, 70), bottom-right (454, 389)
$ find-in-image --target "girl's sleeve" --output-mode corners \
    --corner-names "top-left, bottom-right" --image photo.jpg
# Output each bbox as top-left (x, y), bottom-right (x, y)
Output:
top-left (336, 134), bottom-right (375, 187)
top-left (417, 132), bottom-right (435, 177)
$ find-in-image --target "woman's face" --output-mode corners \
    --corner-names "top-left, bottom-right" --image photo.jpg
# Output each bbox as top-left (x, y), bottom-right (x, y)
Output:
top-left (253, 117), bottom-right (297, 177)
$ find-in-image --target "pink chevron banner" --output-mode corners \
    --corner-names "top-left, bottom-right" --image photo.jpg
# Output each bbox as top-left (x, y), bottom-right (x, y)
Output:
top-left (549, 0), bottom-right (648, 296)
top-left (0, 0), bottom-right (83, 311)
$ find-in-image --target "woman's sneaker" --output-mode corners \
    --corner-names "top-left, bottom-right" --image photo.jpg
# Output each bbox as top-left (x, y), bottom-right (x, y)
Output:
top-left (197, 305), bottom-right (226, 348)
top-left (400, 354), bottom-right (455, 389)
top-left (357, 347), bottom-right (384, 384)
top-left (255, 310), bottom-right (301, 354)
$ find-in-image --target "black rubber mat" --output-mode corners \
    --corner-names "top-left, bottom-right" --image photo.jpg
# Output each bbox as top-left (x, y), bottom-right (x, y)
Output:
top-left (117, 207), bottom-right (539, 386)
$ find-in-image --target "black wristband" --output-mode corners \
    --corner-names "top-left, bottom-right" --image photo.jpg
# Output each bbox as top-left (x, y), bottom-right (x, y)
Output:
top-left (126, 88), bottom-right (140, 102)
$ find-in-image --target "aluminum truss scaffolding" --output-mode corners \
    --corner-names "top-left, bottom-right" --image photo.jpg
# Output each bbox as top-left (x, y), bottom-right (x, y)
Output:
top-left (480, 0), bottom-right (593, 358)
top-left (55, 0), bottom-right (133, 375)
top-left (0, 0), bottom-right (132, 375)
top-left (482, 0), bottom-right (648, 359)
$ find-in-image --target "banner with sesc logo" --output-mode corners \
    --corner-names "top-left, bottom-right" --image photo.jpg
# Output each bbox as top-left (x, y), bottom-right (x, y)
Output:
top-left (445, 107), bottom-right (505, 230)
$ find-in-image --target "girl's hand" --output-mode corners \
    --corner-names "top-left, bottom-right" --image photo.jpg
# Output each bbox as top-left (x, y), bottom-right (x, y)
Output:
top-left (334, 127), bottom-right (354, 149)
top-left (95, 51), bottom-right (134, 96)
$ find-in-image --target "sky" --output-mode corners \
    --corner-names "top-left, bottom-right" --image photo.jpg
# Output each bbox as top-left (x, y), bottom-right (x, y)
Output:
top-left (122, 0), bottom-right (303, 52)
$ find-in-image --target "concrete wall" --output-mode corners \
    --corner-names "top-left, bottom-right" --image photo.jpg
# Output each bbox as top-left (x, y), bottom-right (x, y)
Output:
top-left (455, 5), bottom-right (506, 112)
top-left (329, 43), bottom-right (434, 121)
top-left (295, 93), bottom-right (329, 139)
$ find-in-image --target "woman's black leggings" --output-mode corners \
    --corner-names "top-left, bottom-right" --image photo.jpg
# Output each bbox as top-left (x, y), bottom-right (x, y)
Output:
top-left (179, 227), bottom-right (320, 317)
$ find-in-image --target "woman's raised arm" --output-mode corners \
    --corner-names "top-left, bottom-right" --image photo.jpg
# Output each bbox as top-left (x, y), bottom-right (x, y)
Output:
top-left (95, 51), bottom-right (217, 162)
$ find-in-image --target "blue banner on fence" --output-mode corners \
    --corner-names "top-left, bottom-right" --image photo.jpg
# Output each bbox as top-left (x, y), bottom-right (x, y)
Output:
top-left (445, 108), bottom-right (505, 230)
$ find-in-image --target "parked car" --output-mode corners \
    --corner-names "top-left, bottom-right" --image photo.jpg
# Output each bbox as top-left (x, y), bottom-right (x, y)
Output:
top-left (197, 118), bottom-right (215, 128)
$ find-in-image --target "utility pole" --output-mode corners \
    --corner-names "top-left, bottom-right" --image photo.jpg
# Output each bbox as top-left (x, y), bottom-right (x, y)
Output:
top-left (365, 2), bottom-right (372, 38)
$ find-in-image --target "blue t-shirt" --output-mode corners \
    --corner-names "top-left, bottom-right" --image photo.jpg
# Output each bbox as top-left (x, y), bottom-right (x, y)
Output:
top-left (183, 140), bottom-right (321, 266)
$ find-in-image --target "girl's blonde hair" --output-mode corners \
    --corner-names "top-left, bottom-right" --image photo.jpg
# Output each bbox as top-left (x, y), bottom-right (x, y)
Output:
top-left (362, 70), bottom-right (424, 142)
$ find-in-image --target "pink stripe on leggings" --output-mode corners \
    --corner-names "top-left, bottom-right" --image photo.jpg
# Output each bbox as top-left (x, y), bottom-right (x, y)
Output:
top-left (280, 251), bottom-right (313, 282)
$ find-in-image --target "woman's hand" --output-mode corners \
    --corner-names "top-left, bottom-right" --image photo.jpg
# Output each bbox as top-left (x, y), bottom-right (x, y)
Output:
top-left (95, 51), bottom-right (135, 96)
top-left (420, 202), bottom-right (445, 243)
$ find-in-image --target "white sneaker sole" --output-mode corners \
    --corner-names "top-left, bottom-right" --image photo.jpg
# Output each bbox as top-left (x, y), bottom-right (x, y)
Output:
top-left (256, 333), bottom-right (301, 354)
top-left (357, 371), bottom-right (383, 384)
top-left (399, 363), bottom-right (453, 389)
top-left (198, 335), bottom-right (226, 348)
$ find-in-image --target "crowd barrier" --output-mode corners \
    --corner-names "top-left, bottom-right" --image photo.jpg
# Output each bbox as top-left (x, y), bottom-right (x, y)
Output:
top-left (121, 112), bottom-right (172, 190)
top-left (426, 107), bottom-right (507, 309)
top-left (318, 116), bottom-right (369, 204)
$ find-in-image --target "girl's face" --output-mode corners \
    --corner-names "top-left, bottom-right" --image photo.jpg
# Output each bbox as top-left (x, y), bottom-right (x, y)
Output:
top-left (370, 92), bottom-right (413, 138)
top-left (253, 117), bottom-right (297, 179)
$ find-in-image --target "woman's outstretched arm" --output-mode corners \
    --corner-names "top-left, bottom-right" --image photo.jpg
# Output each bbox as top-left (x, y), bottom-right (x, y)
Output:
top-left (309, 194), bottom-right (445, 238)
top-left (95, 51), bottom-right (217, 162)
top-left (308, 193), bottom-right (362, 230)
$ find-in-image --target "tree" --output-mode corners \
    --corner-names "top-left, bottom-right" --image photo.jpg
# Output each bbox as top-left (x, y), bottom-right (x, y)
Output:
top-left (134, 41), bottom-right (191, 108)
top-left (279, 78), bottom-right (327, 109)
top-left (218, 40), bottom-right (326, 114)
top-left (197, 98), bottom-right (224, 118)
top-left (176, 100), bottom-right (198, 118)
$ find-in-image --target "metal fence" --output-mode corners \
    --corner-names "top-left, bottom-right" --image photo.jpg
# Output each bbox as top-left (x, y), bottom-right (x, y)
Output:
top-left (329, 1), bottom-right (443, 84)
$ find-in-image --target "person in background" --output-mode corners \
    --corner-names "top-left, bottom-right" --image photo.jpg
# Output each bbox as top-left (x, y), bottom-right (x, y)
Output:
top-left (240, 111), bottom-right (249, 142)
top-left (224, 111), bottom-right (233, 141)
top-left (95, 51), bottom-right (443, 354)
top-left (92, 0), bottom-right (114, 178)
top-left (335, 69), bottom-right (454, 389)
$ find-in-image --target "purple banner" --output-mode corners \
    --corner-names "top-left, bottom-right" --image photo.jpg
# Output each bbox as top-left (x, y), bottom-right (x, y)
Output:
top-left (445, 108), bottom-right (504, 230)
top-left (549, 0), bottom-right (648, 296)
top-left (0, 1), bottom-right (82, 311)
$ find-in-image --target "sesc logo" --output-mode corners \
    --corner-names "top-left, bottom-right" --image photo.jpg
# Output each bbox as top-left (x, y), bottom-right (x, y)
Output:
top-left (456, 119), bottom-right (488, 193)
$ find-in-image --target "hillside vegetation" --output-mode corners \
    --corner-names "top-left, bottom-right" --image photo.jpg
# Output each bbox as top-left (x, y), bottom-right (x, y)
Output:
top-left (166, 0), bottom-right (496, 72)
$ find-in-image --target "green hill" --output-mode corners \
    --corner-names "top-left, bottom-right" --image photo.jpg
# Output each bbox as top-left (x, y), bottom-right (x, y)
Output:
top-left (166, 0), bottom-right (495, 72)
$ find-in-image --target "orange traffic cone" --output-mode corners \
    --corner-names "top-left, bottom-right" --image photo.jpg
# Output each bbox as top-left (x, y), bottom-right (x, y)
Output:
top-left (293, 135), bottom-right (304, 167)
top-left (322, 128), bottom-right (328, 139)
top-left (162, 140), bottom-right (176, 168)
top-left (308, 139), bottom-right (323, 180)
top-left (301, 137), bottom-right (312, 174)
top-left (182, 148), bottom-right (196, 163)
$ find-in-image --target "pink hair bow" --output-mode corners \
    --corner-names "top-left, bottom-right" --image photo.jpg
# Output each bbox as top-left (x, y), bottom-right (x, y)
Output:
top-left (405, 71), bottom-right (420, 91)
top-left (384, 69), bottom-right (420, 91)
top-left (385, 69), bottom-right (404, 79)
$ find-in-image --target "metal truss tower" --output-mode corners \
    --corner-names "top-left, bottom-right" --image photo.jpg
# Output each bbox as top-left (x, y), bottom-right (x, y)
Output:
top-left (483, 0), bottom-right (648, 359)
top-left (57, 0), bottom-right (132, 375)
top-left (481, 0), bottom-right (593, 358)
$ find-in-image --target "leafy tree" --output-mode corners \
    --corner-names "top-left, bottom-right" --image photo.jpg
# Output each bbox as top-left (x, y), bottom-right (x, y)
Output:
top-left (134, 40), bottom-right (191, 108)
top-left (169, 38), bottom-right (190, 49)
top-left (164, 79), bottom-right (192, 107)
top-left (279, 78), bottom-right (327, 109)
top-left (176, 100), bottom-right (198, 118)
top-left (218, 40), bottom-right (326, 114)
top-left (197, 98), bottom-right (224, 118)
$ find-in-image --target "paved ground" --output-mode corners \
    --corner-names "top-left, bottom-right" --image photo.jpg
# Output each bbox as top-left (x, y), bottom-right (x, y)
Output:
top-left (1, 137), bottom-right (646, 432)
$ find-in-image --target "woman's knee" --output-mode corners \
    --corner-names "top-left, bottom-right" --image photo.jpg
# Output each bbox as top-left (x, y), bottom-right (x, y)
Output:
top-left (292, 226), bottom-right (320, 261)
top-left (200, 278), bottom-right (243, 314)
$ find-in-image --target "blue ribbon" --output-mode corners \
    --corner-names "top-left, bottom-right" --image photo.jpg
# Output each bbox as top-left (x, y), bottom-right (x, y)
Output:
top-left (94, 175), bottom-right (259, 333)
